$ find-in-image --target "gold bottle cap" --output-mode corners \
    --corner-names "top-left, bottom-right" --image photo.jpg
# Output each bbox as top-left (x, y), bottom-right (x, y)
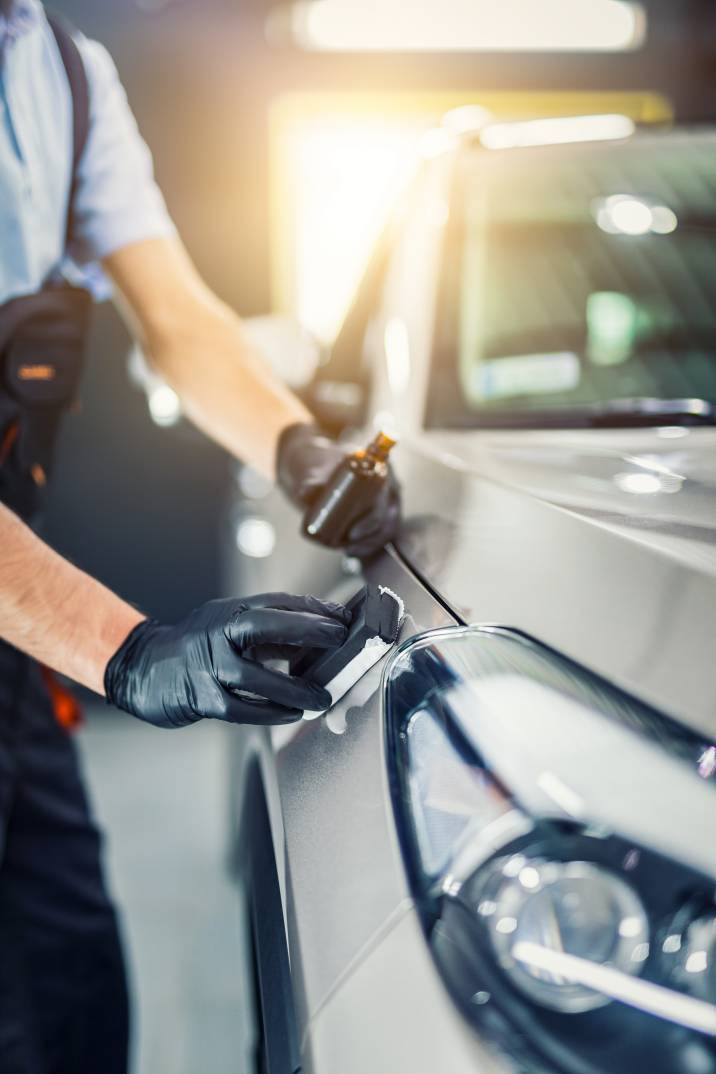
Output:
top-left (371, 430), bottom-right (397, 456)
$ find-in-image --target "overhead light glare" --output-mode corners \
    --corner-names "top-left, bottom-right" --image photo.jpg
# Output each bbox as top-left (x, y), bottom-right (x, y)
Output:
top-left (287, 0), bottom-right (645, 53)
top-left (480, 113), bottom-right (635, 150)
top-left (594, 195), bottom-right (678, 236)
top-left (148, 384), bottom-right (181, 427)
top-left (614, 472), bottom-right (664, 495)
top-left (236, 517), bottom-right (277, 558)
top-left (599, 196), bottom-right (653, 236)
top-left (650, 205), bottom-right (678, 235)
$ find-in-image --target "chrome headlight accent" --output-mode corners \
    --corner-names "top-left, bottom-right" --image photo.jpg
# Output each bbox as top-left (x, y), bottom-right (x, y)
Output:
top-left (668, 912), bottom-right (716, 1003)
top-left (385, 627), bottom-right (716, 1074)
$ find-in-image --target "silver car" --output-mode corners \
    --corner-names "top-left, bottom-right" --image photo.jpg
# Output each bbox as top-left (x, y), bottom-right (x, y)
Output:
top-left (228, 122), bottom-right (716, 1074)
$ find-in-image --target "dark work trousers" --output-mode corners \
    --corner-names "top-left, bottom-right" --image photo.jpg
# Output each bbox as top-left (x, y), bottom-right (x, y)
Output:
top-left (0, 640), bottom-right (129, 1074)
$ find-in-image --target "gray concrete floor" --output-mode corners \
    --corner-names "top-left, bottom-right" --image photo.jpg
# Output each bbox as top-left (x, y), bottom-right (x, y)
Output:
top-left (77, 706), bottom-right (255, 1074)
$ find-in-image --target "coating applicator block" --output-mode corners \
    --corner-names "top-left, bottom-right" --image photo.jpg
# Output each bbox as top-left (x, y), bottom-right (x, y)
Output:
top-left (292, 584), bottom-right (404, 720)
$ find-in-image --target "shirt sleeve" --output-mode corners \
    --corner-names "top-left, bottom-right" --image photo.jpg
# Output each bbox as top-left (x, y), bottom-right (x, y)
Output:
top-left (67, 34), bottom-right (175, 267)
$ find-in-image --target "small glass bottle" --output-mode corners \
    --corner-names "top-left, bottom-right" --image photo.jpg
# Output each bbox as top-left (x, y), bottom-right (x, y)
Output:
top-left (302, 430), bottom-right (397, 547)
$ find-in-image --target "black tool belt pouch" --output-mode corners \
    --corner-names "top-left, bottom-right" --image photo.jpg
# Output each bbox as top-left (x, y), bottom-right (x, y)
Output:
top-left (0, 285), bottom-right (91, 522)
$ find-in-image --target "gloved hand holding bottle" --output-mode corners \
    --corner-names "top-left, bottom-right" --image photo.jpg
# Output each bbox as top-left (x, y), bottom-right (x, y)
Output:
top-left (276, 423), bottom-right (401, 558)
top-left (104, 592), bottom-right (350, 728)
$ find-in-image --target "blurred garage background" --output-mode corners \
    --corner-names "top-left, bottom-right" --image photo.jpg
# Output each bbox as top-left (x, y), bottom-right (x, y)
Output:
top-left (39, 1), bottom-right (716, 1071)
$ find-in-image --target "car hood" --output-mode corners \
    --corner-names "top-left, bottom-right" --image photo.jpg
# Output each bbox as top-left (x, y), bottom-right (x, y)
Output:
top-left (395, 426), bottom-right (716, 739)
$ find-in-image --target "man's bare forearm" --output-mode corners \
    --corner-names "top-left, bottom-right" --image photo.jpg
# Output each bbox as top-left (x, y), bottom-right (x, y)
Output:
top-left (104, 238), bottom-right (312, 478)
top-left (0, 504), bottom-right (145, 694)
top-left (148, 295), bottom-right (311, 478)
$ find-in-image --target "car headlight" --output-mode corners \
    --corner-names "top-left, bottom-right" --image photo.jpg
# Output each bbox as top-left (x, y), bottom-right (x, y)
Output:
top-left (385, 627), bottom-right (716, 1074)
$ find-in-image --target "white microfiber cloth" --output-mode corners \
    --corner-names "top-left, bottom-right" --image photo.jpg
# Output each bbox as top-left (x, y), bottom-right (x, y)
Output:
top-left (292, 584), bottom-right (405, 720)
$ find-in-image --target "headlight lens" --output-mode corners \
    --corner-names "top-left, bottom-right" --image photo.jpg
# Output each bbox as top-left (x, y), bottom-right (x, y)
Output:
top-left (480, 856), bottom-right (649, 1013)
top-left (385, 627), bottom-right (716, 1074)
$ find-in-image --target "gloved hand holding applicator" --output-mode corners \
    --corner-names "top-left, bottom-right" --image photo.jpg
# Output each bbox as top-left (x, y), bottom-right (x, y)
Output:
top-left (104, 592), bottom-right (350, 728)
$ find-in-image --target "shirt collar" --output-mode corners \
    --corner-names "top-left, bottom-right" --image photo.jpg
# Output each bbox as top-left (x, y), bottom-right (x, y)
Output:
top-left (0, 1), bottom-right (42, 49)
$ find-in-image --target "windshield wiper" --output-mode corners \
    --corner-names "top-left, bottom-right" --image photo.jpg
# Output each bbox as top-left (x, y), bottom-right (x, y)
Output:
top-left (577, 397), bottom-right (715, 427)
top-left (485, 326), bottom-right (716, 357)
top-left (454, 397), bottom-right (716, 430)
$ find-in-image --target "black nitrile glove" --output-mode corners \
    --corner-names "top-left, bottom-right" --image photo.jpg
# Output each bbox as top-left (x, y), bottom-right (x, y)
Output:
top-left (104, 592), bottom-right (350, 728)
top-left (276, 422), bottom-right (401, 558)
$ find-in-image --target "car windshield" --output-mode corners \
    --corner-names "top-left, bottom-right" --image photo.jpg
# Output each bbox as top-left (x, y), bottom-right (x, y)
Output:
top-left (427, 129), bottom-right (716, 429)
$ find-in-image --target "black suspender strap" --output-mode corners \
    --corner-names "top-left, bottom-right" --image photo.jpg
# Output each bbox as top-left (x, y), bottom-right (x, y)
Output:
top-left (45, 12), bottom-right (90, 247)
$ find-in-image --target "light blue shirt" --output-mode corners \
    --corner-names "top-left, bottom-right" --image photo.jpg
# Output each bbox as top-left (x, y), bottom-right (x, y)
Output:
top-left (0, 0), bottom-right (174, 305)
